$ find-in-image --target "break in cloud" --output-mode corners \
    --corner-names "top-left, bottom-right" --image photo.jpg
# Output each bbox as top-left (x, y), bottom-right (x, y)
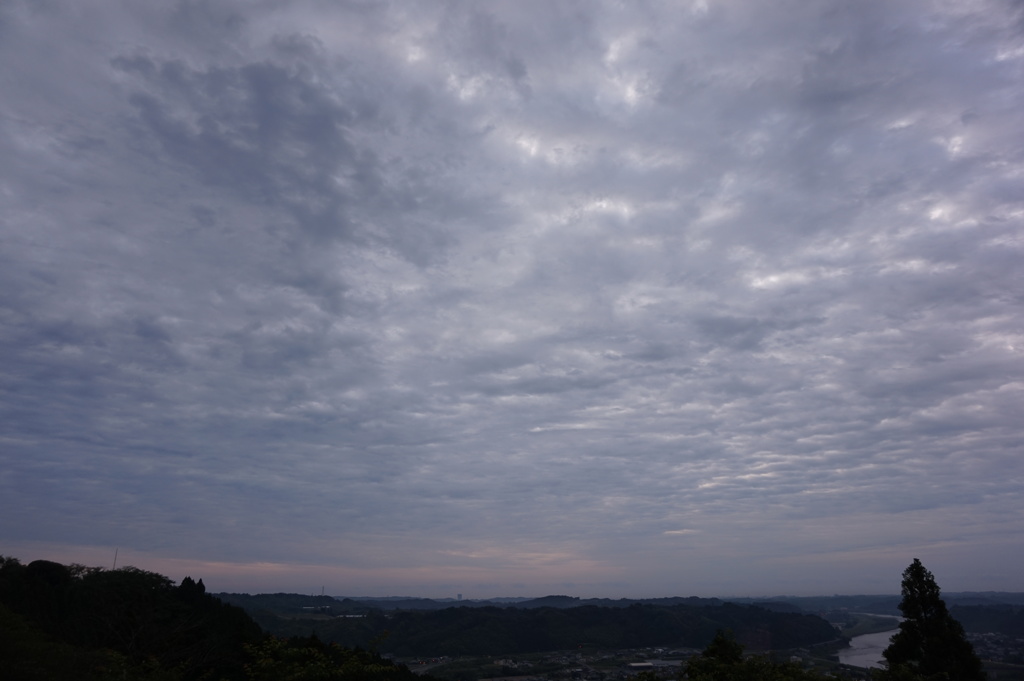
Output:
top-left (1, 0), bottom-right (1023, 597)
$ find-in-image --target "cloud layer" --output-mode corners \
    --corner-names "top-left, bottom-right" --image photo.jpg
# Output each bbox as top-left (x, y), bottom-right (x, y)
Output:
top-left (2, 0), bottom-right (1023, 597)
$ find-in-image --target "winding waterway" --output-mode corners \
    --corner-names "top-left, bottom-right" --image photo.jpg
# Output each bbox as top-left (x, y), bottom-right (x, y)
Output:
top-left (837, 629), bottom-right (897, 669)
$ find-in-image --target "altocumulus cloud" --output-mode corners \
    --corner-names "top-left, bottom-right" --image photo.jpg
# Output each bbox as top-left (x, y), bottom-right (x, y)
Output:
top-left (1, 0), bottom-right (1023, 597)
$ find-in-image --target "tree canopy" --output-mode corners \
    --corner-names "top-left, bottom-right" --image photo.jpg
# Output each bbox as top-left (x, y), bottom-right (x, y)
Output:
top-left (879, 558), bottom-right (986, 681)
top-left (683, 629), bottom-right (833, 681)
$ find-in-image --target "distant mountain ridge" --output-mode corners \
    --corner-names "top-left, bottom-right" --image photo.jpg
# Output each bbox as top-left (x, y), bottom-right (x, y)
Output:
top-left (230, 585), bottom-right (1024, 614)
top-left (218, 592), bottom-right (728, 612)
top-left (217, 591), bottom-right (1024, 615)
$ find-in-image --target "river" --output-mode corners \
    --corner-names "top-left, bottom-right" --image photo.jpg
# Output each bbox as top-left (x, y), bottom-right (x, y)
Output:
top-left (837, 629), bottom-right (897, 669)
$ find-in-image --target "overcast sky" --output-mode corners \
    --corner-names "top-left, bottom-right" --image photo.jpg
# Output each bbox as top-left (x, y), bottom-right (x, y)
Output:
top-left (2, 0), bottom-right (1023, 598)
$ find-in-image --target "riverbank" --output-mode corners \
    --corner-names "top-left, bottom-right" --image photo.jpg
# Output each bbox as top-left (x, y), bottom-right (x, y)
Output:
top-left (834, 614), bottom-right (900, 670)
top-left (838, 630), bottom-right (895, 669)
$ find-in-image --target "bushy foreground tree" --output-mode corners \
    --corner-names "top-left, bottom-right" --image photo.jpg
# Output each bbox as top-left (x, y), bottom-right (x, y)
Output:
top-left (244, 635), bottom-right (426, 681)
top-left (683, 629), bottom-right (832, 680)
top-left (877, 558), bottom-right (985, 681)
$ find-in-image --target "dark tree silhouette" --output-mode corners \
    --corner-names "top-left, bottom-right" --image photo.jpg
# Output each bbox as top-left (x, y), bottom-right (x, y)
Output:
top-left (684, 628), bottom-right (833, 680)
top-left (880, 558), bottom-right (986, 681)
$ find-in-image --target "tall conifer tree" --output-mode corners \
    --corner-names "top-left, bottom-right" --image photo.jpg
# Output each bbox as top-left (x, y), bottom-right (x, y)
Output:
top-left (880, 559), bottom-right (985, 680)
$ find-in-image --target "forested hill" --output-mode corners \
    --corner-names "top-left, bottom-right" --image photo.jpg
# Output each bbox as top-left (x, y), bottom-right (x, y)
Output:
top-left (0, 556), bottom-right (437, 681)
top-left (222, 595), bottom-right (841, 656)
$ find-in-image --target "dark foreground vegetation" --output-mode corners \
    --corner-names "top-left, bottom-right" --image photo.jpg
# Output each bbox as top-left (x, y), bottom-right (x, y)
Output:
top-left (0, 555), bottom-right (433, 681)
